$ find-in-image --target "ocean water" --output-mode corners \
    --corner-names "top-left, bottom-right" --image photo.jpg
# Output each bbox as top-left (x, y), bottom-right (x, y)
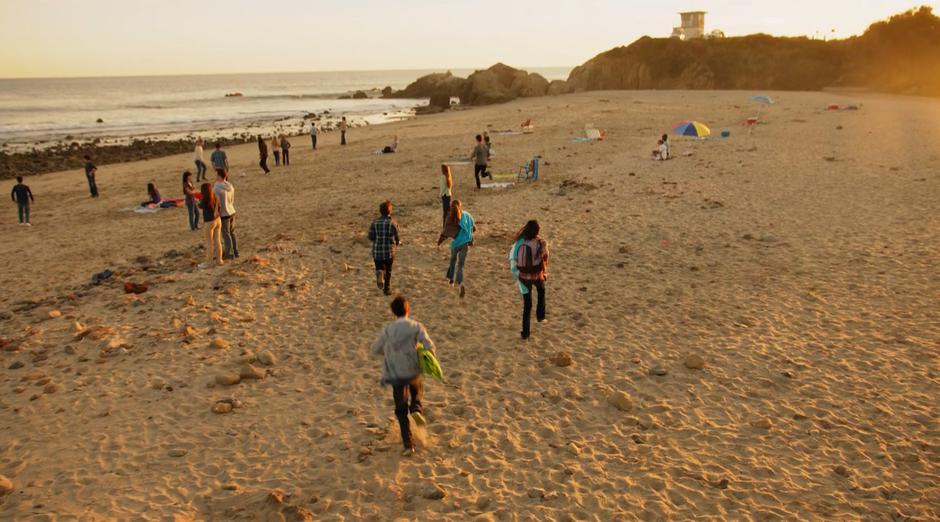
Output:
top-left (0, 67), bottom-right (570, 149)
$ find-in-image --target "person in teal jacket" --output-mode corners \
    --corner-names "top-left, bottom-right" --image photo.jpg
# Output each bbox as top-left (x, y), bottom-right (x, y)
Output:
top-left (437, 199), bottom-right (475, 298)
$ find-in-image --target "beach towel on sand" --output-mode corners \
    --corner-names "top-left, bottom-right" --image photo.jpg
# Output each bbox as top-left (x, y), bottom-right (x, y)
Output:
top-left (509, 239), bottom-right (530, 295)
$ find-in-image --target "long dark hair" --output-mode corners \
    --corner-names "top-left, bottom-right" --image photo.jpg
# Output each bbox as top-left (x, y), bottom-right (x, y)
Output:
top-left (446, 200), bottom-right (462, 226)
top-left (147, 183), bottom-right (157, 196)
top-left (515, 220), bottom-right (540, 242)
top-left (182, 171), bottom-right (192, 185)
top-left (200, 183), bottom-right (216, 210)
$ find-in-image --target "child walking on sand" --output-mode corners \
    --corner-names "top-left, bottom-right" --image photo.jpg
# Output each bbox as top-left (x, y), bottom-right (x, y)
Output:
top-left (437, 199), bottom-right (475, 298)
top-left (11, 176), bottom-right (34, 226)
top-left (368, 200), bottom-right (401, 296)
top-left (510, 220), bottom-right (549, 340)
top-left (370, 295), bottom-right (435, 456)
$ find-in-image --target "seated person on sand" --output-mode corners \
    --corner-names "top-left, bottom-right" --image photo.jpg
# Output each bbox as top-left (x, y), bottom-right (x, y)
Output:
top-left (652, 137), bottom-right (670, 161)
top-left (142, 183), bottom-right (163, 206)
top-left (381, 135), bottom-right (399, 154)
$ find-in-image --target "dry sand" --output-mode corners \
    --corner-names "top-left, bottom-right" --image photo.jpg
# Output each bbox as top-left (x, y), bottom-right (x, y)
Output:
top-left (1, 90), bottom-right (938, 521)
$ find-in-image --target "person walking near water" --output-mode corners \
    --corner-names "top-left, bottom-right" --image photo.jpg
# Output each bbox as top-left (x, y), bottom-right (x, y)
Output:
top-left (368, 200), bottom-right (401, 296)
top-left (83, 155), bottom-right (99, 198)
top-left (439, 164), bottom-right (452, 224)
top-left (280, 134), bottom-right (291, 165)
top-left (339, 117), bottom-right (348, 145)
top-left (437, 199), bottom-right (474, 298)
top-left (257, 136), bottom-right (270, 174)
top-left (470, 134), bottom-right (490, 189)
top-left (510, 220), bottom-right (549, 340)
top-left (182, 171), bottom-right (199, 231)
top-left (369, 295), bottom-right (435, 456)
top-left (199, 182), bottom-right (223, 268)
top-left (11, 176), bottom-right (34, 226)
top-left (214, 170), bottom-right (238, 259)
top-left (210, 142), bottom-right (228, 176)
top-left (310, 123), bottom-right (318, 150)
top-left (194, 138), bottom-right (207, 182)
top-left (271, 135), bottom-right (280, 166)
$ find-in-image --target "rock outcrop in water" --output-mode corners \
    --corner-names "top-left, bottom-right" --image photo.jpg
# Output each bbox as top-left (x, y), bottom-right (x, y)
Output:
top-left (390, 64), bottom-right (550, 106)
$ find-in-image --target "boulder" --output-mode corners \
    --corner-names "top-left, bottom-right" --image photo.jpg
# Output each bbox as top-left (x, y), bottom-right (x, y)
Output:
top-left (391, 71), bottom-right (466, 98)
top-left (0, 475), bottom-right (12, 495)
top-left (683, 354), bottom-right (705, 370)
top-left (428, 93), bottom-right (452, 110)
top-left (381, 86), bottom-right (393, 98)
top-left (352, 90), bottom-right (368, 99)
top-left (608, 391), bottom-right (634, 412)
top-left (123, 282), bottom-right (149, 294)
top-left (547, 80), bottom-right (572, 95)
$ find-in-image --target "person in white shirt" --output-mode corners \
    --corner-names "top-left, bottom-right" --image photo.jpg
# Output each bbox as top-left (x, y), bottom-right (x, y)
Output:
top-left (194, 138), bottom-right (207, 182)
top-left (310, 124), bottom-right (318, 150)
top-left (213, 170), bottom-right (238, 259)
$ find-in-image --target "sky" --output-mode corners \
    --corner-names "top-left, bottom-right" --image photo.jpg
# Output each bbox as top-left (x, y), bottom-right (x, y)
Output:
top-left (0, 0), bottom-right (935, 79)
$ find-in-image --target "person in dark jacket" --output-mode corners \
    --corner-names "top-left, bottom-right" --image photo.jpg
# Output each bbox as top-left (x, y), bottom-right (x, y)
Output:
top-left (11, 176), bottom-right (34, 225)
top-left (258, 136), bottom-right (270, 174)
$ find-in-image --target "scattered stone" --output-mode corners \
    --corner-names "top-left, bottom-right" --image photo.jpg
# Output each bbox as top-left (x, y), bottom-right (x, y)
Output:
top-left (833, 465), bottom-right (850, 477)
top-left (168, 449), bottom-right (187, 458)
top-left (631, 434), bottom-right (646, 444)
top-left (63, 345), bottom-right (76, 355)
top-left (212, 401), bottom-right (233, 414)
top-left (422, 484), bottom-right (446, 500)
top-left (239, 364), bottom-right (265, 380)
top-left (709, 478), bottom-right (729, 489)
top-left (8, 361), bottom-right (24, 370)
top-left (258, 350), bottom-right (277, 366)
top-left (648, 365), bottom-right (668, 376)
top-left (566, 442), bottom-right (581, 456)
top-left (549, 352), bottom-right (573, 367)
top-left (48, 310), bottom-right (62, 318)
top-left (527, 488), bottom-right (546, 499)
top-left (0, 475), bottom-right (12, 495)
top-left (123, 282), bottom-right (149, 294)
top-left (222, 484), bottom-right (239, 491)
top-left (211, 337), bottom-right (231, 350)
top-left (43, 383), bottom-right (59, 394)
top-left (182, 325), bottom-right (197, 338)
top-left (215, 373), bottom-right (241, 386)
top-left (749, 418), bottom-right (772, 430)
top-left (607, 391), bottom-right (634, 412)
top-left (683, 354), bottom-right (705, 370)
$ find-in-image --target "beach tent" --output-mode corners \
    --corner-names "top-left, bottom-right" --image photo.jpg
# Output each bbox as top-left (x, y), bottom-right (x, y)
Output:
top-left (672, 121), bottom-right (711, 138)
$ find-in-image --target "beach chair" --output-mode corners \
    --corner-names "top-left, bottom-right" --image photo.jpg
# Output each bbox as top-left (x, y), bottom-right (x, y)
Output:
top-left (518, 156), bottom-right (540, 182)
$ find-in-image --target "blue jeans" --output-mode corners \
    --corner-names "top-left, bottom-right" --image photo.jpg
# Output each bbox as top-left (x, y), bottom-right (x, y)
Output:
top-left (17, 202), bottom-right (30, 223)
top-left (446, 244), bottom-right (469, 285)
top-left (186, 200), bottom-right (200, 230)
top-left (194, 160), bottom-right (207, 182)
top-left (86, 174), bottom-right (98, 197)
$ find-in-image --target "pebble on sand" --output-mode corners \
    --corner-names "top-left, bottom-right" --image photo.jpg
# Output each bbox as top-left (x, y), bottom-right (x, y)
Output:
top-left (257, 350), bottom-right (277, 366)
top-left (167, 449), bottom-right (187, 457)
top-left (215, 373), bottom-right (241, 386)
top-left (423, 484), bottom-right (446, 500)
top-left (648, 365), bottom-right (668, 376)
top-left (239, 364), bottom-right (265, 380)
top-left (48, 310), bottom-right (61, 318)
top-left (683, 354), bottom-right (705, 370)
top-left (549, 352), bottom-right (573, 367)
top-left (212, 337), bottom-right (231, 350)
top-left (0, 475), bottom-right (12, 495)
top-left (123, 282), bottom-right (149, 294)
top-left (212, 401), bottom-right (233, 414)
top-left (8, 361), bottom-right (24, 370)
top-left (43, 383), bottom-right (59, 394)
top-left (566, 442), bottom-right (582, 456)
top-left (607, 391), bottom-right (634, 412)
top-left (749, 418), bottom-right (772, 430)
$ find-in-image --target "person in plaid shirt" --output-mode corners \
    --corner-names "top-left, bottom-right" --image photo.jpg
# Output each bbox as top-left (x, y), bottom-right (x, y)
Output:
top-left (369, 200), bottom-right (401, 295)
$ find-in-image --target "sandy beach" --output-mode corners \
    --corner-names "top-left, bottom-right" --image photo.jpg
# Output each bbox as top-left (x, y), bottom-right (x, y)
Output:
top-left (1, 90), bottom-right (938, 520)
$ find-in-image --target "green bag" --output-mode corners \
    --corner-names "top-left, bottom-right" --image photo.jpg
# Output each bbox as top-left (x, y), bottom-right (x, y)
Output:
top-left (417, 342), bottom-right (443, 381)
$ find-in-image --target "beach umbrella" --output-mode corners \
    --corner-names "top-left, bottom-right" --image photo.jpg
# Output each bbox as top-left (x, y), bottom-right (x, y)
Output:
top-left (751, 95), bottom-right (774, 105)
top-left (672, 121), bottom-right (711, 138)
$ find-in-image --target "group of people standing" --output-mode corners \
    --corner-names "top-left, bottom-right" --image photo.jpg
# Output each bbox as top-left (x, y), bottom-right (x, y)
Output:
top-left (257, 134), bottom-right (292, 174)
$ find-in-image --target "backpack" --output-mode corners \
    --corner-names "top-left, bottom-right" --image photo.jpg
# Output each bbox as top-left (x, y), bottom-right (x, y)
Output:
top-left (516, 239), bottom-right (544, 274)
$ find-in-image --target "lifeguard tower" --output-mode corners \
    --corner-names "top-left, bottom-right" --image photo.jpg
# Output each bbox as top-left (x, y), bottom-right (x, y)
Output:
top-left (671, 11), bottom-right (706, 40)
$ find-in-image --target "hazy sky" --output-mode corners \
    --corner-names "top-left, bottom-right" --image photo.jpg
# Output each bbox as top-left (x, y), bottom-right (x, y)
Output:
top-left (0, 0), bottom-right (935, 78)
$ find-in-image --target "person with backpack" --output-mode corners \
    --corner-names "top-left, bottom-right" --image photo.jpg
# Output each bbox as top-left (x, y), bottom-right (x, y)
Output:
top-left (510, 220), bottom-right (549, 340)
top-left (369, 295), bottom-right (436, 456)
top-left (437, 199), bottom-right (474, 298)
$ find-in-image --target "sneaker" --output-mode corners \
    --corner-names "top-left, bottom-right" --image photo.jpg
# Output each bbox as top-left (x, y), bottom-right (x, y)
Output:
top-left (410, 411), bottom-right (427, 427)
top-left (401, 447), bottom-right (416, 457)
top-left (459, 285), bottom-right (466, 299)
top-left (538, 318), bottom-right (547, 324)
top-left (376, 271), bottom-right (384, 289)
top-left (198, 263), bottom-right (209, 269)
top-left (25, 223), bottom-right (31, 227)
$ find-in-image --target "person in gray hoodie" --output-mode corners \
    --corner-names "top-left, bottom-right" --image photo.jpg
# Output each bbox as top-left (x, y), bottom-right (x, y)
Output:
top-left (370, 295), bottom-right (437, 456)
top-left (213, 170), bottom-right (238, 259)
